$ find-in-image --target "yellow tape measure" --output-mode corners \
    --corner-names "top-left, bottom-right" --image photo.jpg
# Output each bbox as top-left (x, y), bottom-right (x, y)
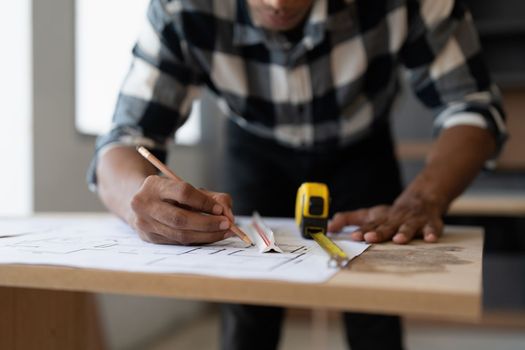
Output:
top-left (310, 232), bottom-right (350, 268)
top-left (295, 183), bottom-right (350, 268)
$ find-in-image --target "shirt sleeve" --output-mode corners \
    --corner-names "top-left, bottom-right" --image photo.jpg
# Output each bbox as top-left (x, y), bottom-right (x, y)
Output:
top-left (398, 0), bottom-right (508, 168)
top-left (87, 0), bottom-right (204, 191)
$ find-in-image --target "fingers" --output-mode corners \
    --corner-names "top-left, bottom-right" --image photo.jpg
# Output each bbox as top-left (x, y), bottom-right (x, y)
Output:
top-left (328, 209), bottom-right (368, 232)
top-left (392, 219), bottom-right (443, 244)
top-left (148, 176), bottom-right (223, 215)
top-left (130, 175), bottom-right (237, 245)
top-left (330, 206), bottom-right (389, 242)
top-left (330, 204), bottom-right (444, 244)
top-left (423, 219), bottom-right (444, 243)
top-left (351, 231), bottom-right (364, 241)
top-left (392, 220), bottom-right (423, 244)
top-left (149, 201), bottom-right (231, 232)
top-left (134, 216), bottom-right (228, 245)
top-left (363, 221), bottom-right (396, 243)
top-left (200, 189), bottom-right (235, 222)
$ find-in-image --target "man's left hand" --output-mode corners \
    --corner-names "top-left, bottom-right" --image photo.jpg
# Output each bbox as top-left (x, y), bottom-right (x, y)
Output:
top-left (328, 195), bottom-right (444, 244)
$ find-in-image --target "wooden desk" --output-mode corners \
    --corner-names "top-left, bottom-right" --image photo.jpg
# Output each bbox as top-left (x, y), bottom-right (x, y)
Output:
top-left (0, 215), bottom-right (484, 349)
top-left (449, 192), bottom-right (525, 217)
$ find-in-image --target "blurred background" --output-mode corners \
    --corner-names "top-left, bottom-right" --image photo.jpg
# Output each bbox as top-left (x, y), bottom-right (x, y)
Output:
top-left (1, 0), bottom-right (524, 349)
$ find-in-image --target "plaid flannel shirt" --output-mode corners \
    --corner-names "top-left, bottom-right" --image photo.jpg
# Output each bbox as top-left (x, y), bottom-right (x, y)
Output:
top-left (88, 0), bottom-right (507, 189)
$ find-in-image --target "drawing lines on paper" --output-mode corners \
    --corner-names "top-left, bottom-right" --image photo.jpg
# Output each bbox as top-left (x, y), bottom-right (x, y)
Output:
top-left (0, 216), bottom-right (370, 282)
top-left (147, 239), bottom-right (310, 272)
top-left (4, 233), bottom-right (311, 273)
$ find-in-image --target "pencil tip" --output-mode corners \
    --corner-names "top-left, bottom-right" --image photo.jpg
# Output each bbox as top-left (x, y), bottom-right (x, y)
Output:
top-left (242, 236), bottom-right (253, 245)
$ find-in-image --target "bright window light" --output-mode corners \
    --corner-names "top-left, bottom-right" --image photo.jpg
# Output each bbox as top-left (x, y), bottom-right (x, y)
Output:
top-left (0, 0), bottom-right (32, 215)
top-left (75, 0), bottom-right (201, 145)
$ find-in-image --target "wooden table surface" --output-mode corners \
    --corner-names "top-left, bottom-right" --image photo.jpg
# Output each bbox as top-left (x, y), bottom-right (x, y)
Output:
top-left (449, 192), bottom-right (525, 217)
top-left (0, 219), bottom-right (483, 321)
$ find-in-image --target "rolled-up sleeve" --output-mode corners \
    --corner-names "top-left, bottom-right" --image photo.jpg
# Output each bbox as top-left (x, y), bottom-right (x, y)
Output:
top-left (399, 0), bottom-right (508, 168)
top-left (87, 0), bottom-right (204, 191)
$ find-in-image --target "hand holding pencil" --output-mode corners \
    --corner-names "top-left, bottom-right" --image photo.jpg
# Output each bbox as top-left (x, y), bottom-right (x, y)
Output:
top-left (136, 146), bottom-right (252, 245)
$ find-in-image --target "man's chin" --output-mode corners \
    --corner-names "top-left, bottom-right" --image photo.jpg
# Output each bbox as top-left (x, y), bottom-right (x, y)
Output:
top-left (258, 12), bottom-right (305, 31)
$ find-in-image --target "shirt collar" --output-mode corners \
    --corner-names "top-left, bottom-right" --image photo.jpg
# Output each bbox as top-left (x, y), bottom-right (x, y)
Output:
top-left (233, 0), bottom-right (333, 50)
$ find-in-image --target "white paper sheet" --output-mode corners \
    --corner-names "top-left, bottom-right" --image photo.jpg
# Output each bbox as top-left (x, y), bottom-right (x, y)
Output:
top-left (0, 216), bottom-right (369, 283)
top-left (246, 212), bottom-right (284, 253)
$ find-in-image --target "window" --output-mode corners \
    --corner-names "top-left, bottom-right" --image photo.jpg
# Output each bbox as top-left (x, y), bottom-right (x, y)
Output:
top-left (75, 0), bottom-right (201, 144)
top-left (0, 0), bottom-right (32, 215)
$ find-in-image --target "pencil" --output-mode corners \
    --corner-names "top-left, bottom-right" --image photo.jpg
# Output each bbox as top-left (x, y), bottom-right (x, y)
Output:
top-left (137, 146), bottom-right (253, 245)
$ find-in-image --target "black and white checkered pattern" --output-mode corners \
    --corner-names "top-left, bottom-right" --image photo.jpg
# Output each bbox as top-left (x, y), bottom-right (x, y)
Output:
top-left (89, 0), bottom-right (507, 189)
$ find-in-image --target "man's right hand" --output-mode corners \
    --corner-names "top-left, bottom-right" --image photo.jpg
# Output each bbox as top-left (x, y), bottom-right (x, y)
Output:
top-left (96, 146), bottom-right (236, 245)
top-left (129, 175), bottom-right (235, 245)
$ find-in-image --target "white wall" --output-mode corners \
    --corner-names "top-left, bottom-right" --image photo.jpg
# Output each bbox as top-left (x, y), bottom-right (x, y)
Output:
top-left (0, 0), bottom-right (32, 216)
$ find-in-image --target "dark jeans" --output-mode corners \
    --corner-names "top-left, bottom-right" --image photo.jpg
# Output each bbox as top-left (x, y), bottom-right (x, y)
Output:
top-left (220, 120), bottom-right (404, 350)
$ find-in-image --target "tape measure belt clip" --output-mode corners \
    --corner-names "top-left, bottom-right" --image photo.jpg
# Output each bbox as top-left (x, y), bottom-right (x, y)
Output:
top-left (308, 196), bottom-right (325, 216)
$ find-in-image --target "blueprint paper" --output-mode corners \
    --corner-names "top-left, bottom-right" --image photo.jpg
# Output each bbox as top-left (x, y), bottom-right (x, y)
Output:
top-left (0, 216), bottom-right (369, 283)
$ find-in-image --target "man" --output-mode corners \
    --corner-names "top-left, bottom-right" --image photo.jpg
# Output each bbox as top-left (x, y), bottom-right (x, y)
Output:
top-left (88, 0), bottom-right (507, 349)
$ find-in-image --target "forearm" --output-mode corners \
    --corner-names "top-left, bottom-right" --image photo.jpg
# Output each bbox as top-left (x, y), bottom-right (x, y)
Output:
top-left (397, 125), bottom-right (497, 214)
top-left (329, 125), bottom-right (498, 244)
top-left (96, 146), bottom-right (158, 223)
